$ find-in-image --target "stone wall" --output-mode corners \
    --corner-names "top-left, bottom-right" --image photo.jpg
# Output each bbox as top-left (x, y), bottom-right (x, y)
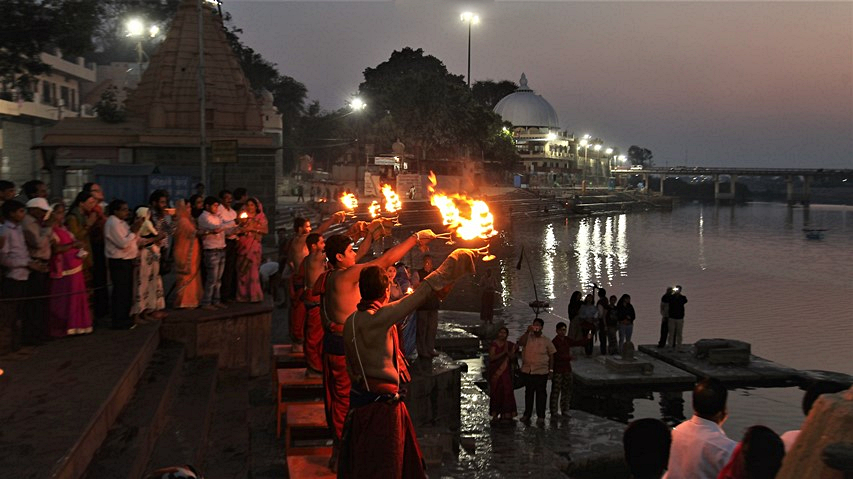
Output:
top-left (0, 120), bottom-right (49, 186)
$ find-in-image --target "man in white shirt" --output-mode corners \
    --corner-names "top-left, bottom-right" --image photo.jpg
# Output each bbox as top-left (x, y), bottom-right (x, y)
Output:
top-left (664, 377), bottom-right (736, 479)
top-left (217, 190), bottom-right (238, 302)
top-left (198, 196), bottom-right (236, 310)
top-left (104, 200), bottom-right (143, 330)
top-left (22, 198), bottom-right (53, 343)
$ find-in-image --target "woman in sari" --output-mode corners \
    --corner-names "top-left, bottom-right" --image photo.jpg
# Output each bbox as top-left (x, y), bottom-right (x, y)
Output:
top-left (48, 203), bottom-right (92, 336)
top-left (236, 197), bottom-right (268, 302)
top-left (172, 200), bottom-right (203, 309)
top-left (488, 327), bottom-right (518, 422)
top-left (66, 191), bottom-right (98, 306)
top-left (131, 206), bottom-right (166, 321)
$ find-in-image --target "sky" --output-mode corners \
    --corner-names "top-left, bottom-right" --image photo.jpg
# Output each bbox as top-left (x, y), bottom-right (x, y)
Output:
top-left (224, 1), bottom-right (853, 169)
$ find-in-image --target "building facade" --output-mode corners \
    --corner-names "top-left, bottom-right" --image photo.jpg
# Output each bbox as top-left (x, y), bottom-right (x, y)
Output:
top-left (0, 51), bottom-right (97, 196)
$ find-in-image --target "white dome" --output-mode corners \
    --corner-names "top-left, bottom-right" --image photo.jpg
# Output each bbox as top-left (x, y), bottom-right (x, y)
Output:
top-left (493, 73), bottom-right (559, 128)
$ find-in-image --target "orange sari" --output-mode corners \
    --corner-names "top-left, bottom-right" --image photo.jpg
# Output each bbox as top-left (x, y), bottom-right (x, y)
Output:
top-left (172, 202), bottom-right (202, 308)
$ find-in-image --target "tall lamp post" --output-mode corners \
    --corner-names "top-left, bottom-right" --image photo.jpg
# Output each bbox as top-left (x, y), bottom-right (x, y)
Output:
top-left (349, 98), bottom-right (368, 194)
top-left (579, 135), bottom-right (590, 186)
top-left (125, 19), bottom-right (159, 76)
top-left (460, 12), bottom-right (480, 87)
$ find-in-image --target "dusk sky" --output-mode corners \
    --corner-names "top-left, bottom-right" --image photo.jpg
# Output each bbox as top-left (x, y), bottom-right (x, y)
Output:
top-left (225, 1), bottom-right (852, 169)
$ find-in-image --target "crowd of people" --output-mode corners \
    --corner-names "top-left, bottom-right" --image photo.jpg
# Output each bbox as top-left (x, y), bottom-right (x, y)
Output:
top-left (0, 179), bottom-right (267, 348)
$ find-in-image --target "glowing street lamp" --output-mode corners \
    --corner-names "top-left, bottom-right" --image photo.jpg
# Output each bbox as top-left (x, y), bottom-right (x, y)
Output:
top-left (579, 137), bottom-right (590, 185)
top-left (350, 97), bottom-right (367, 111)
top-left (125, 18), bottom-right (160, 78)
top-left (460, 12), bottom-right (480, 87)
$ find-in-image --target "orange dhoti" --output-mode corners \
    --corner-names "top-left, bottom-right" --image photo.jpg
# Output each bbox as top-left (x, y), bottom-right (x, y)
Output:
top-left (303, 302), bottom-right (323, 373)
top-left (323, 333), bottom-right (350, 440)
top-left (337, 388), bottom-right (426, 479)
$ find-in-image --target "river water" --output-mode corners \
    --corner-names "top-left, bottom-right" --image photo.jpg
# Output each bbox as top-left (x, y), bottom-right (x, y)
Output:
top-left (438, 201), bottom-right (853, 439)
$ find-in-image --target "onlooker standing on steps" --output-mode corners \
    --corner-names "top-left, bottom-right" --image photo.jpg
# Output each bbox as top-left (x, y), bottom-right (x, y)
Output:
top-left (550, 321), bottom-right (590, 418)
top-left (517, 317), bottom-right (556, 424)
top-left (658, 287), bottom-right (673, 348)
top-left (665, 286), bottom-right (688, 349)
top-left (104, 200), bottom-right (143, 330)
top-left (198, 197), bottom-right (229, 310)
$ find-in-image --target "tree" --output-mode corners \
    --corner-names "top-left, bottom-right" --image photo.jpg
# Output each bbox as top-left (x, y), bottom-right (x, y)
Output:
top-left (0, 0), bottom-right (103, 99)
top-left (93, 85), bottom-right (126, 123)
top-left (472, 80), bottom-right (518, 109)
top-left (627, 145), bottom-right (654, 167)
top-left (358, 47), bottom-right (512, 165)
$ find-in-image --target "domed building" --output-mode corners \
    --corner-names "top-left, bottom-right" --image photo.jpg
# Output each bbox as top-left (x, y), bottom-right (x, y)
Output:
top-left (494, 73), bottom-right (611, 186)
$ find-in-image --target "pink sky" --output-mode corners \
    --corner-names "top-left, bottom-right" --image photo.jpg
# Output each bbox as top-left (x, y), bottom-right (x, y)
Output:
top-left (225, 1), bottom-right (852, 168)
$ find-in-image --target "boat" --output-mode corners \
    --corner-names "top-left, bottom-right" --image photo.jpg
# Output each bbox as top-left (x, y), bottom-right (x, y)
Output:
top-left (803, 228), bottom-right (827, 240)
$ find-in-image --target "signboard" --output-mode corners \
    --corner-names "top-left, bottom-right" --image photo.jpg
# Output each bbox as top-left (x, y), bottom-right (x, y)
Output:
top-left (149, 175), bottom-right (192, 202)
top-left (211, 140), bottom-right (238, 163)
top-left (374, 156), bottom-right (398, 166)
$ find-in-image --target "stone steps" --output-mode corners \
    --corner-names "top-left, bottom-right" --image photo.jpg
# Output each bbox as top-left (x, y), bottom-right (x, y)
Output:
top-left (83, 342), bottom-right (185, 479)
top-left (202, 369), bottom-right (251, 478)
top-left (145, 357), bottom-right (219, 472)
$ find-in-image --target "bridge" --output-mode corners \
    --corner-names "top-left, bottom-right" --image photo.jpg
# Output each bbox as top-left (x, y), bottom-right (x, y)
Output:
top-left (611, 167), bottom-right (853, 205)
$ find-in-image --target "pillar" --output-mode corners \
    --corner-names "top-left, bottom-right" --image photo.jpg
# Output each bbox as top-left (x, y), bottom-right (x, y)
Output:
top-left (786, 175), bottom-right (795, 206)
top-left (714, 174), bottom-right (720, 200)
top-left (660, 174), bottom-right (666, 194)
top-left (803, 176), bottom-right (812, 207)
top-left (730, 174), bottom-right (737, 199)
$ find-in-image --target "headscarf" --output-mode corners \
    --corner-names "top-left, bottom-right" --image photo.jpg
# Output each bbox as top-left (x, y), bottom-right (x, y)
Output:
top-left (135, 206), bottom-right (158, 237)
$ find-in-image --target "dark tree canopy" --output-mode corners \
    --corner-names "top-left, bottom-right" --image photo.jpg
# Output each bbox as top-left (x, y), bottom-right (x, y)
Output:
top-left (0, 0), bottom-right (103, 99)
top-left (627, 145), bottom-right (654, 167)
top-left (472, 80), bottom-right (518, 110)
top-left (357, 47), bottom-right (517, 167)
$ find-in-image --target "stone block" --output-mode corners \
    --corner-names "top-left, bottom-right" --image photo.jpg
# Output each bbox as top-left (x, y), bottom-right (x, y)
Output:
top-left (405, 359), bottom-right (462, 431)
top-left (694, 339), bottom-right (751, 365)
top-left (604, 356), bottom-right (654, 375)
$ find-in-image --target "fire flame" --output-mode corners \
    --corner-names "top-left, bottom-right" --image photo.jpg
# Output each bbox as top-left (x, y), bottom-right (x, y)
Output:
top-left (381, 184), bottom-right (402, 213)
top-left (406, 287), bottom-right (413, 295)
top-left (427, 171), bottom-right (497, 241)
top-left (368, 200), bottom-right (381, 218)
top-left (239, 212), bottom-right (248, 219)
top-left (340, 192), bottom-right (358, 210)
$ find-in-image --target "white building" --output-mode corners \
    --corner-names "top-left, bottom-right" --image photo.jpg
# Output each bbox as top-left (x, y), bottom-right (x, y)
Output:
top-left (494, 73), bottom-right (611, 186)
top-left (0, 50), bottom-right (97, 193)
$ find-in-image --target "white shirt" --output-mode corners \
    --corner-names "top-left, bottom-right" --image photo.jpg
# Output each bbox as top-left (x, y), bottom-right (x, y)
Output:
top-left (664, 415), bottom-right (736, 479)
top-left (217, 206), bottom-right (238, 240)
top-left (104, 216), bottom-right (139, 260)
top-left (198, 211), bottom-right (225, 250)
top-left (0, 221), bottom-right (31, 281)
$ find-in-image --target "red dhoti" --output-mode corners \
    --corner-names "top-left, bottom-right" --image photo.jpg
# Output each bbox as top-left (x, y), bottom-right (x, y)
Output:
top-left (323, 334), bottom-right (350, 440)
top-left (337, 393), bottom-right (426, 479)
top-left (289, 272), bottom-right (305, 344)
top-left (303, 303), bottom-right (323, 373)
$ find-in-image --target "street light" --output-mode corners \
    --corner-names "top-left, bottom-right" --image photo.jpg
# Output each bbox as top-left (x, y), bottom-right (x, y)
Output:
top-left (460, 12), bottom-right (480, 87)
top-left (125, 19), bottom-right (159, 73)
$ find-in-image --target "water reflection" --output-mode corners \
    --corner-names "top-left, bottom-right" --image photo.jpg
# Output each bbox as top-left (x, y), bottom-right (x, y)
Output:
top-left (573, 214), bottom-right (630, 289)
top-left (543, 224), bottom-right (556, 300)
top-left (698, 208), bottom-right (707, 270)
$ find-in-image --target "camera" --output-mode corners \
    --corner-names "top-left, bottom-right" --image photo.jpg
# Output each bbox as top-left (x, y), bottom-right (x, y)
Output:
top-left (673, 285), bottom-right (681, 293)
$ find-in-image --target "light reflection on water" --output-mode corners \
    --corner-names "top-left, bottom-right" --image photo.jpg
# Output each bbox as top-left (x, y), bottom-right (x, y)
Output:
top-left (441, 202), bottom-right (853, 433)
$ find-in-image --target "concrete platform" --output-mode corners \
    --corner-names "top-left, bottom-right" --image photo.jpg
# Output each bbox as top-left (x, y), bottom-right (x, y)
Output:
top-left (161, 300), bottom-right (272, 376)
top-left (287, 451), bottom-right (335, 479)
top-left (273, 343), bottom-right (307, 369)
top-left (0, 322), bottom-right (161, 479)
top-left (435, 322), bottom-right (481, 358)
top-left (572, 351), bottom-right (697, 388)
top-left (639, 342), bottom-right (802, 387)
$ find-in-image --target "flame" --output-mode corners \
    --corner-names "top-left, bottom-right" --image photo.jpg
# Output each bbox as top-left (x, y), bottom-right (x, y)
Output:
top-left (340, 192), bottom-right (358, 210)
top-left (406, 287), bottom-right (413, 295)
top-left (428, 171), bottom-right (437, 193)
top-left (428, 172), bottom-right (497, 241)
top-left (368, 200), bottom-right (381, 218)
top-left (381, 184), bottom-right (402, 213)
top-left (239, 212), bottom-right (248, 219)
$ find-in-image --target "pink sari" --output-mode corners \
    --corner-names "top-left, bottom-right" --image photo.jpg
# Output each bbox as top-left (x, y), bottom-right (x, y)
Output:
top-left (236, 199), bottom-right (267, 302)
top-left (49, 226), bottom-right (92, 336)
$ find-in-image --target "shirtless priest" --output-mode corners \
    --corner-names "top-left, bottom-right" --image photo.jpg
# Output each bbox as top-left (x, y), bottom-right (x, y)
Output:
top-left (315, 228), bottom-right (437, 471)
top-left (338, 249), bottom-right (476, 478)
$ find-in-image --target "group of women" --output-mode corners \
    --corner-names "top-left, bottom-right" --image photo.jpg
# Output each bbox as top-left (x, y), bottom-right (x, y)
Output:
top-left (172, 195), bottom-right (268, 309)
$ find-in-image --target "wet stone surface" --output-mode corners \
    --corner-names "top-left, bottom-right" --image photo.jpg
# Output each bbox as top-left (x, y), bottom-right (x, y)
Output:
top-left (428, 358), bottom-right (627, 478)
